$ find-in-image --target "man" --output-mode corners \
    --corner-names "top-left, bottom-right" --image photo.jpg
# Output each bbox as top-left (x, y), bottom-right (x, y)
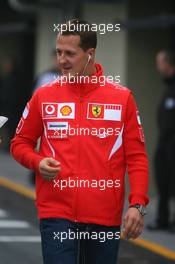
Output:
top-left (147, 50), bottom-right (175, 231)
top-left (11, 19), bottom-right (149, 264)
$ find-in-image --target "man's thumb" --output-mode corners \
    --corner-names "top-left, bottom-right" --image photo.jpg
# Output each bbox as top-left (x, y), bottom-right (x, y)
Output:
top-left (47, 158), bottom-right (60, 166)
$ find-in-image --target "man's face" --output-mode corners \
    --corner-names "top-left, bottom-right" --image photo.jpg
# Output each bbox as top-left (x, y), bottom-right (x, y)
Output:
top-left (156, 52), bottom-right (169, 76)
top-left (56, 34), bottom-right (89, 77)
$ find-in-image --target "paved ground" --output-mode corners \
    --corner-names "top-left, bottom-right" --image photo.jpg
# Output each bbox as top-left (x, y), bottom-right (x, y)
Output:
top-left (0, 151), bottom-right (175, 263)
top-left (0, 185), bottom-right (42, 264)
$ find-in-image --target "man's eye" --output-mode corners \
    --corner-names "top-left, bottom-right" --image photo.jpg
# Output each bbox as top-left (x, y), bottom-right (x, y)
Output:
top-left (67, 52), bottom-right (75, 57)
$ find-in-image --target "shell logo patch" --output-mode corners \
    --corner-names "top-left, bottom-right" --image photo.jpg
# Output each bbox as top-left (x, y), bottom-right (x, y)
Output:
top-left (60, 105), bottom-right (72, 116)
top-left (58, 103), bottom-right (75, 119)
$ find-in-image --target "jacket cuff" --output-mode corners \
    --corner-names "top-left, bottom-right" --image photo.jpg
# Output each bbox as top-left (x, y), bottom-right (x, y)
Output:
top-left (29, 154), bottom-right (43, 172)
top-left (128, 193), bottom-right (149, 207)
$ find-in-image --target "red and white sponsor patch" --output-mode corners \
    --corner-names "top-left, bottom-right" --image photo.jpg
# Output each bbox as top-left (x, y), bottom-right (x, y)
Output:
top-left (47, 121), bottom-right (68, 130)
top-left (16, 119), bottom-right (24, 134)
top-left (87, 103), bottom-right (122, 121)
top-left (42, 103), bottom-right (75, 119)
top-left (139, 127), bottom-right (145, 142)
top-left (136, 111), bottom-right (145, 142)
top-left (42, 103), bottom-right (59, 119)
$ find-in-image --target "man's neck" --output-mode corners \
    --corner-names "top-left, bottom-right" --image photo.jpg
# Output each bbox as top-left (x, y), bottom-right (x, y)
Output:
top-left (84, 64), bottom-right (97, 76)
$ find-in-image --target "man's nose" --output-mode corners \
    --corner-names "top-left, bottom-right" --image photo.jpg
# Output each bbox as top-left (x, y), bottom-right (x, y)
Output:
top-left (59, 53), bottom-right (67, 64)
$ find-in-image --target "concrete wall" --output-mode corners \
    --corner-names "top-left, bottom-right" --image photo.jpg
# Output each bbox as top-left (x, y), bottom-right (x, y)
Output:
top-left (34, 9), bottom-right (63, 76)
top-left (83, 2), bottom-right (128, 85)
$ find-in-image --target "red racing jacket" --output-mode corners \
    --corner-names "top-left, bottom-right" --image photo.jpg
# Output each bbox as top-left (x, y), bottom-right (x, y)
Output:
top-left (11, 64), bottom-right (149, 226)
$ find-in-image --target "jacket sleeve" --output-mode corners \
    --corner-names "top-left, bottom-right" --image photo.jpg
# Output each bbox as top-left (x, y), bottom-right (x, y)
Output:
top-left (123, 92), bottom-right (149, 206)
top-left (10, 90), bottom-right (44, 171)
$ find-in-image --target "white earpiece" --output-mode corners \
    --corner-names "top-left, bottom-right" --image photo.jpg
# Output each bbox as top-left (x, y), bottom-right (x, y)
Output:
top-left (81, 54), bottom-right (92, 75)
top-left (88, 54), bottom-right (92, 62)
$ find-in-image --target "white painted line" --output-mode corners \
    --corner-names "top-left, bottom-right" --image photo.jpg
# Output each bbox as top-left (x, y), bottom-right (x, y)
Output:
top-left (0, 236), bottom-right (41, 242)
top-left (0, 220), bottom-right (30, 228)
top-left (0, 209), bottom-right (8, 218)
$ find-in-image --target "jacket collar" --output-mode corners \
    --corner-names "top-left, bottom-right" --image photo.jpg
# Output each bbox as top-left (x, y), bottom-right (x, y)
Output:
top-left (64, 63), bottom-right (104, 96)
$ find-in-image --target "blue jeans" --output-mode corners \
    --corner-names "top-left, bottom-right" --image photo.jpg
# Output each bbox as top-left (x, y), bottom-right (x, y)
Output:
top-left (40, 218), bottom-right (120, 264)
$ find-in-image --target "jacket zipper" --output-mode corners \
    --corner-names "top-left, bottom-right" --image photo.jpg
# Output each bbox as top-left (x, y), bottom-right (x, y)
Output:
top-left (74, 92), bottom-right (83, 222)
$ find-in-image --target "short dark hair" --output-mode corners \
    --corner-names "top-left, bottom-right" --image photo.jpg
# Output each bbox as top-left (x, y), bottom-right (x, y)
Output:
top-left (59, 18), bottom-right (97, 51)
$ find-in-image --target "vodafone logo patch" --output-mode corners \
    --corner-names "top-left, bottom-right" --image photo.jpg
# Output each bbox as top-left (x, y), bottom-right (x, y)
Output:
top-left (42, 103), bottom-right (59, 119)
top-left (45, 105), bottom-right (55, 115)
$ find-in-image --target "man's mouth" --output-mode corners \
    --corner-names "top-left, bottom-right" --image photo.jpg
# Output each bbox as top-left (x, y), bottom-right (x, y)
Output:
top-left (62, 66), bottom-right (72, 72)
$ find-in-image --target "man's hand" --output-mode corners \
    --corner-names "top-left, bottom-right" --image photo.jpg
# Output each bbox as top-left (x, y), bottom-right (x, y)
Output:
top-left (39, 157), bottom-right (61, 181)
top-left (122, 208), bottom-right (144, 240)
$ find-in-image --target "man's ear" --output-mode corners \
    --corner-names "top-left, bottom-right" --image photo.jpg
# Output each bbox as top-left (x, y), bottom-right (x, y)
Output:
top-left (87, 48), bottom-right (95, 60)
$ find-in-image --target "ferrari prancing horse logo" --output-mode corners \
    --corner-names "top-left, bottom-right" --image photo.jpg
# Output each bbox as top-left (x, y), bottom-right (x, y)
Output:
top-left (92, 105), bottom-right (102, 117)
